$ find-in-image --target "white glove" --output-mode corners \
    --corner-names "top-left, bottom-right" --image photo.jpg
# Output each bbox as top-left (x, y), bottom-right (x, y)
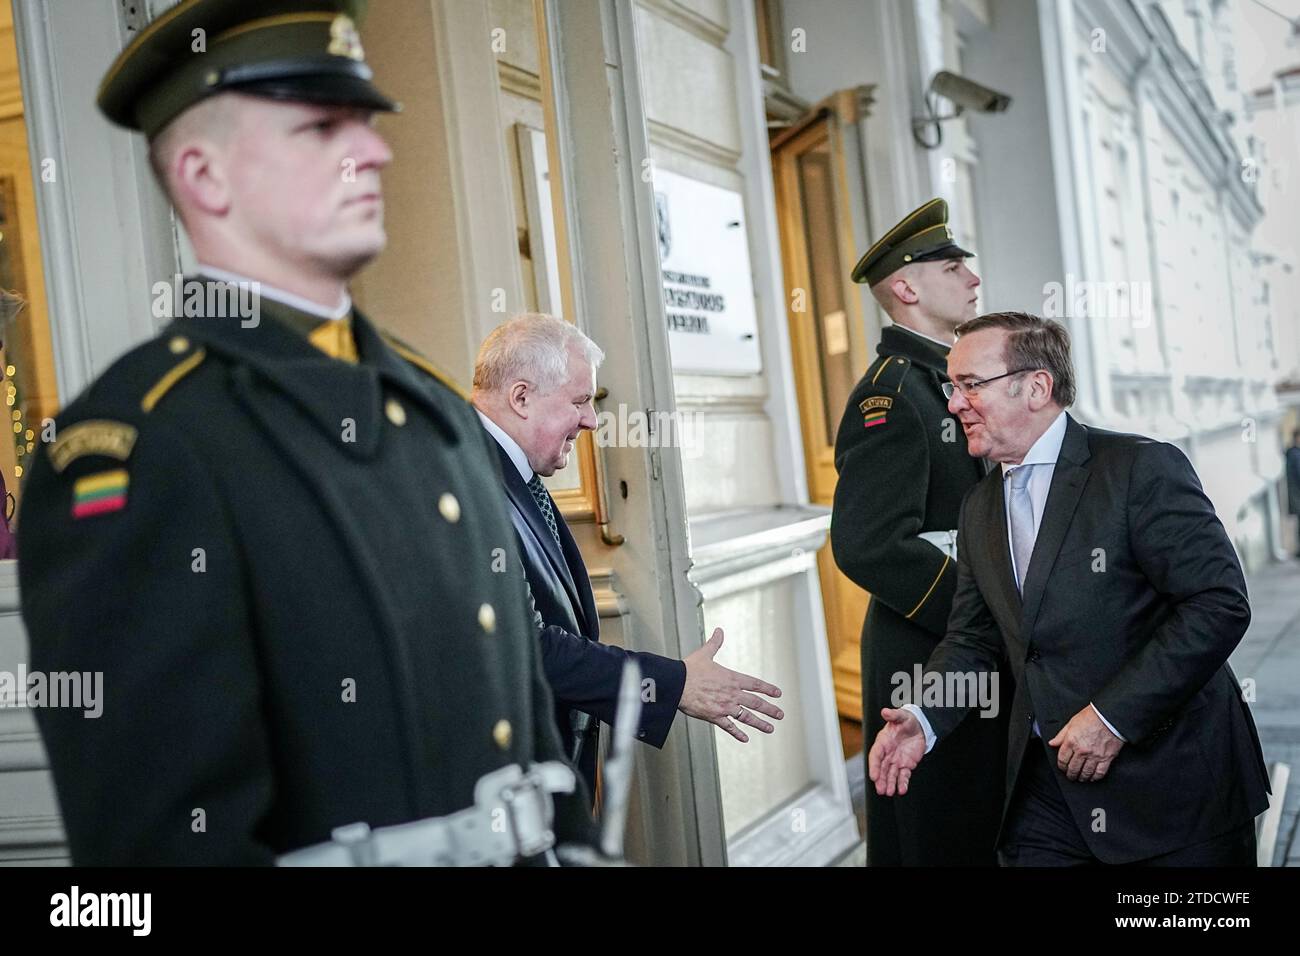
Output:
top-left (918, 529), bottom-right (958, 561)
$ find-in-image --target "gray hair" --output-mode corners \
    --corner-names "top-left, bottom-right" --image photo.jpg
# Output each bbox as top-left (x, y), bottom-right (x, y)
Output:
top-left (473, 313), bottom-right (604, 394)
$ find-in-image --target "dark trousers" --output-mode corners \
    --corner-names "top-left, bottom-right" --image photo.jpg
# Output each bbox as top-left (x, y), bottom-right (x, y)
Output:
top-left (998, 743), bottom-right (1257, 867)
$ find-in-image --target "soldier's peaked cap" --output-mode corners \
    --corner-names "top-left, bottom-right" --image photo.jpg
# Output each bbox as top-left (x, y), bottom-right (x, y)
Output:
top-left (851, 198), bottom-right (974, 286)
top-left (98, 0), bottom-right (399, 138)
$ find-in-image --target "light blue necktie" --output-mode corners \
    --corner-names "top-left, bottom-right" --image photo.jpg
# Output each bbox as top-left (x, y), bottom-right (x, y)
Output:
top-left (1008, 464), bottom-right (1036, 594)
top-left (1009, 464), bottom-right (1042, 738)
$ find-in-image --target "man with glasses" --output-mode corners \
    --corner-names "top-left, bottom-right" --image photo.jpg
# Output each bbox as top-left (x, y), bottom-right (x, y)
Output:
top-left (831, 198), bottom-right (1007, 866)
top-left (941, 369), bottom-right (1038, 400)
top-left (869, 311), bottom-right (1268, 866)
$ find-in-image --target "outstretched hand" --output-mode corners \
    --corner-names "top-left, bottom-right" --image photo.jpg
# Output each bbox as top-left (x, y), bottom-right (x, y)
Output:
top-left (867, 707), bottom-right (927, 796)
top-left (679, 627), bottom-right (784, 743)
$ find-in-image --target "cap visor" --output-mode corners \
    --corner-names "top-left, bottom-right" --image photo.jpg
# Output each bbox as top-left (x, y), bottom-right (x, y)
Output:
top-left (230, 73), bottom-right (399, 114)
top-left (912, 241), bottom-right (975, 263)
top-left (850, 251), bottom-right (873, 284)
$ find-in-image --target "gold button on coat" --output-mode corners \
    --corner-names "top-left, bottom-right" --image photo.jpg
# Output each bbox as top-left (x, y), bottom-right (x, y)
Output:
top-left (478, 603), bottom-right (496, 633)
top-left (385, 398), bottom-right (406, 426)
top-left (438, 493), bottom-right (461, 523)
top-left (493, 719), bottom-right (512, 750)
top-left (169, 336), bottom-right (190, 354)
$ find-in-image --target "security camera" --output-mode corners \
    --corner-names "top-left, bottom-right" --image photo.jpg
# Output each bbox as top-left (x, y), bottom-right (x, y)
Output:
top-left (913, 71), bottom-right (1012, 149)
top-left (930, 71), bottom-right (1012, 113)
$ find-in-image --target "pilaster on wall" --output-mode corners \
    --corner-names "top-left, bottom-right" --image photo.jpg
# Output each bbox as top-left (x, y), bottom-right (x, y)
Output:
top-left (352, 0), bottom-right (524, 387)
top-left (534, 0), bottom-right (724, 867)
top-left (13, 0), bottom-right (178, 402)
top-left (1032, 0), bottom-right (1109, 423)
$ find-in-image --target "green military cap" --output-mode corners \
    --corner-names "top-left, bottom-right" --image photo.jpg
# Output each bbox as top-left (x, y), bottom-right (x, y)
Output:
top-left (850, 197), bottom-right (974, 286)
top-left (97, 0), bottom-right (398, 138)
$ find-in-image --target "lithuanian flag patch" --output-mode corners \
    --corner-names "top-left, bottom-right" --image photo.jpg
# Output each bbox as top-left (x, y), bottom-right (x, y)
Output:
top-left (72, 469), bottom-right (129, 519)
top-left (860, 395), bottom-right (891, 428)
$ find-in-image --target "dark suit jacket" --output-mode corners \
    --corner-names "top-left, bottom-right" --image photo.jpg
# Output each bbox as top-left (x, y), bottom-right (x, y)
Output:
top-left (923, 414), bottom-right (1270, 864)
top-left (488, 438), bottom-right (686, 796)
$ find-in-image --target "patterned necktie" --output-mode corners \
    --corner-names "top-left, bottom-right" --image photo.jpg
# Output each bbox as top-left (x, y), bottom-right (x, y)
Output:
top-left (1007, 464), bottom-right (1036, 594)
top-left (527, 475), bottom-right (562, 550)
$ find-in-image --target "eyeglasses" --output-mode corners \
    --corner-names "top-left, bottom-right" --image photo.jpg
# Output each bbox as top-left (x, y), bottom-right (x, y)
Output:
top-left (941, 368), bottom-right (1037, 400)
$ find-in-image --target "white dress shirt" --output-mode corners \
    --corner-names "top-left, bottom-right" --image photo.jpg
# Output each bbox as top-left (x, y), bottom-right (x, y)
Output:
top-left (475, 409), bottom-right (533, 483)
top-left (903, 411), bottom-right (1125, 752)
top-left (998, 409), bottom-right (1068, 583)
top-left (196, 263), bottom-right (352, 320)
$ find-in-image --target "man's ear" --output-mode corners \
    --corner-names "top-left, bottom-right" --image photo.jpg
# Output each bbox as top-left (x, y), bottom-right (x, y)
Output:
top-left (508, 380), bottom-right (531, 418)
top-left (889, 275), bottom-right (919, 306)
top-left (1027, 370), bottom-right (1055, 410)
top-left (173, 140), bottom-right (231, 217)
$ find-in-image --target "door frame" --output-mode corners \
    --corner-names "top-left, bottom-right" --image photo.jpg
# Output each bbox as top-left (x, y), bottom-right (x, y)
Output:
top-left (770, 89), bottom-right (876, 723)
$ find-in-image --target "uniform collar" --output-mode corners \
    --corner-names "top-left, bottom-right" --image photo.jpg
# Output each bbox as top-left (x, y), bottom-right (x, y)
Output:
top-left (879, 323), bottom-right (952, 374)
top-left (890, 322), bottom-right (954, 351)
top-left (196, 264), bottom-right (352, 321)
top-left (169, 299), bottom-right (462, 458)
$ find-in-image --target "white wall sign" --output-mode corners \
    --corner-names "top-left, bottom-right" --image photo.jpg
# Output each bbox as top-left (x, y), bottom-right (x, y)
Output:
top-left (652, 169), bottom-right (762, 375)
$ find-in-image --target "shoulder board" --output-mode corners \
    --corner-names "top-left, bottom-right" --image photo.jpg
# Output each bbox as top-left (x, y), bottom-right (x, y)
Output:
top-left (867, 354), bottom-right (912, 392)
top-left (381, 333), bottom-right (469, 402)
top-left (141, 335), bottom-right (207, 413)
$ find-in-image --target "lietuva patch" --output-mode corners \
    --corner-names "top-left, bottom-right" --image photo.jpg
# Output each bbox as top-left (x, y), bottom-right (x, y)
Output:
top-left (49, 420), bottom-right (139, 473)
top-left (859, 396), bottom-right (894, 414)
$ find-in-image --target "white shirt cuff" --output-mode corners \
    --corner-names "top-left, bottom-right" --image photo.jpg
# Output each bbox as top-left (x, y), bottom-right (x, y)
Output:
top-left (1090, 703), bottom-right (1127, 742)
top-left (901, 704), bottom-right (937, 754)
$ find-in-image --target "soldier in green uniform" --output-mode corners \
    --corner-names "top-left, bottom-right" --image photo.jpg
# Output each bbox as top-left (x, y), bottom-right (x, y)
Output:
top-left (18, 0), bottom-right (593, 865)
top-left (831, 198), bottom-right (1008, 865)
